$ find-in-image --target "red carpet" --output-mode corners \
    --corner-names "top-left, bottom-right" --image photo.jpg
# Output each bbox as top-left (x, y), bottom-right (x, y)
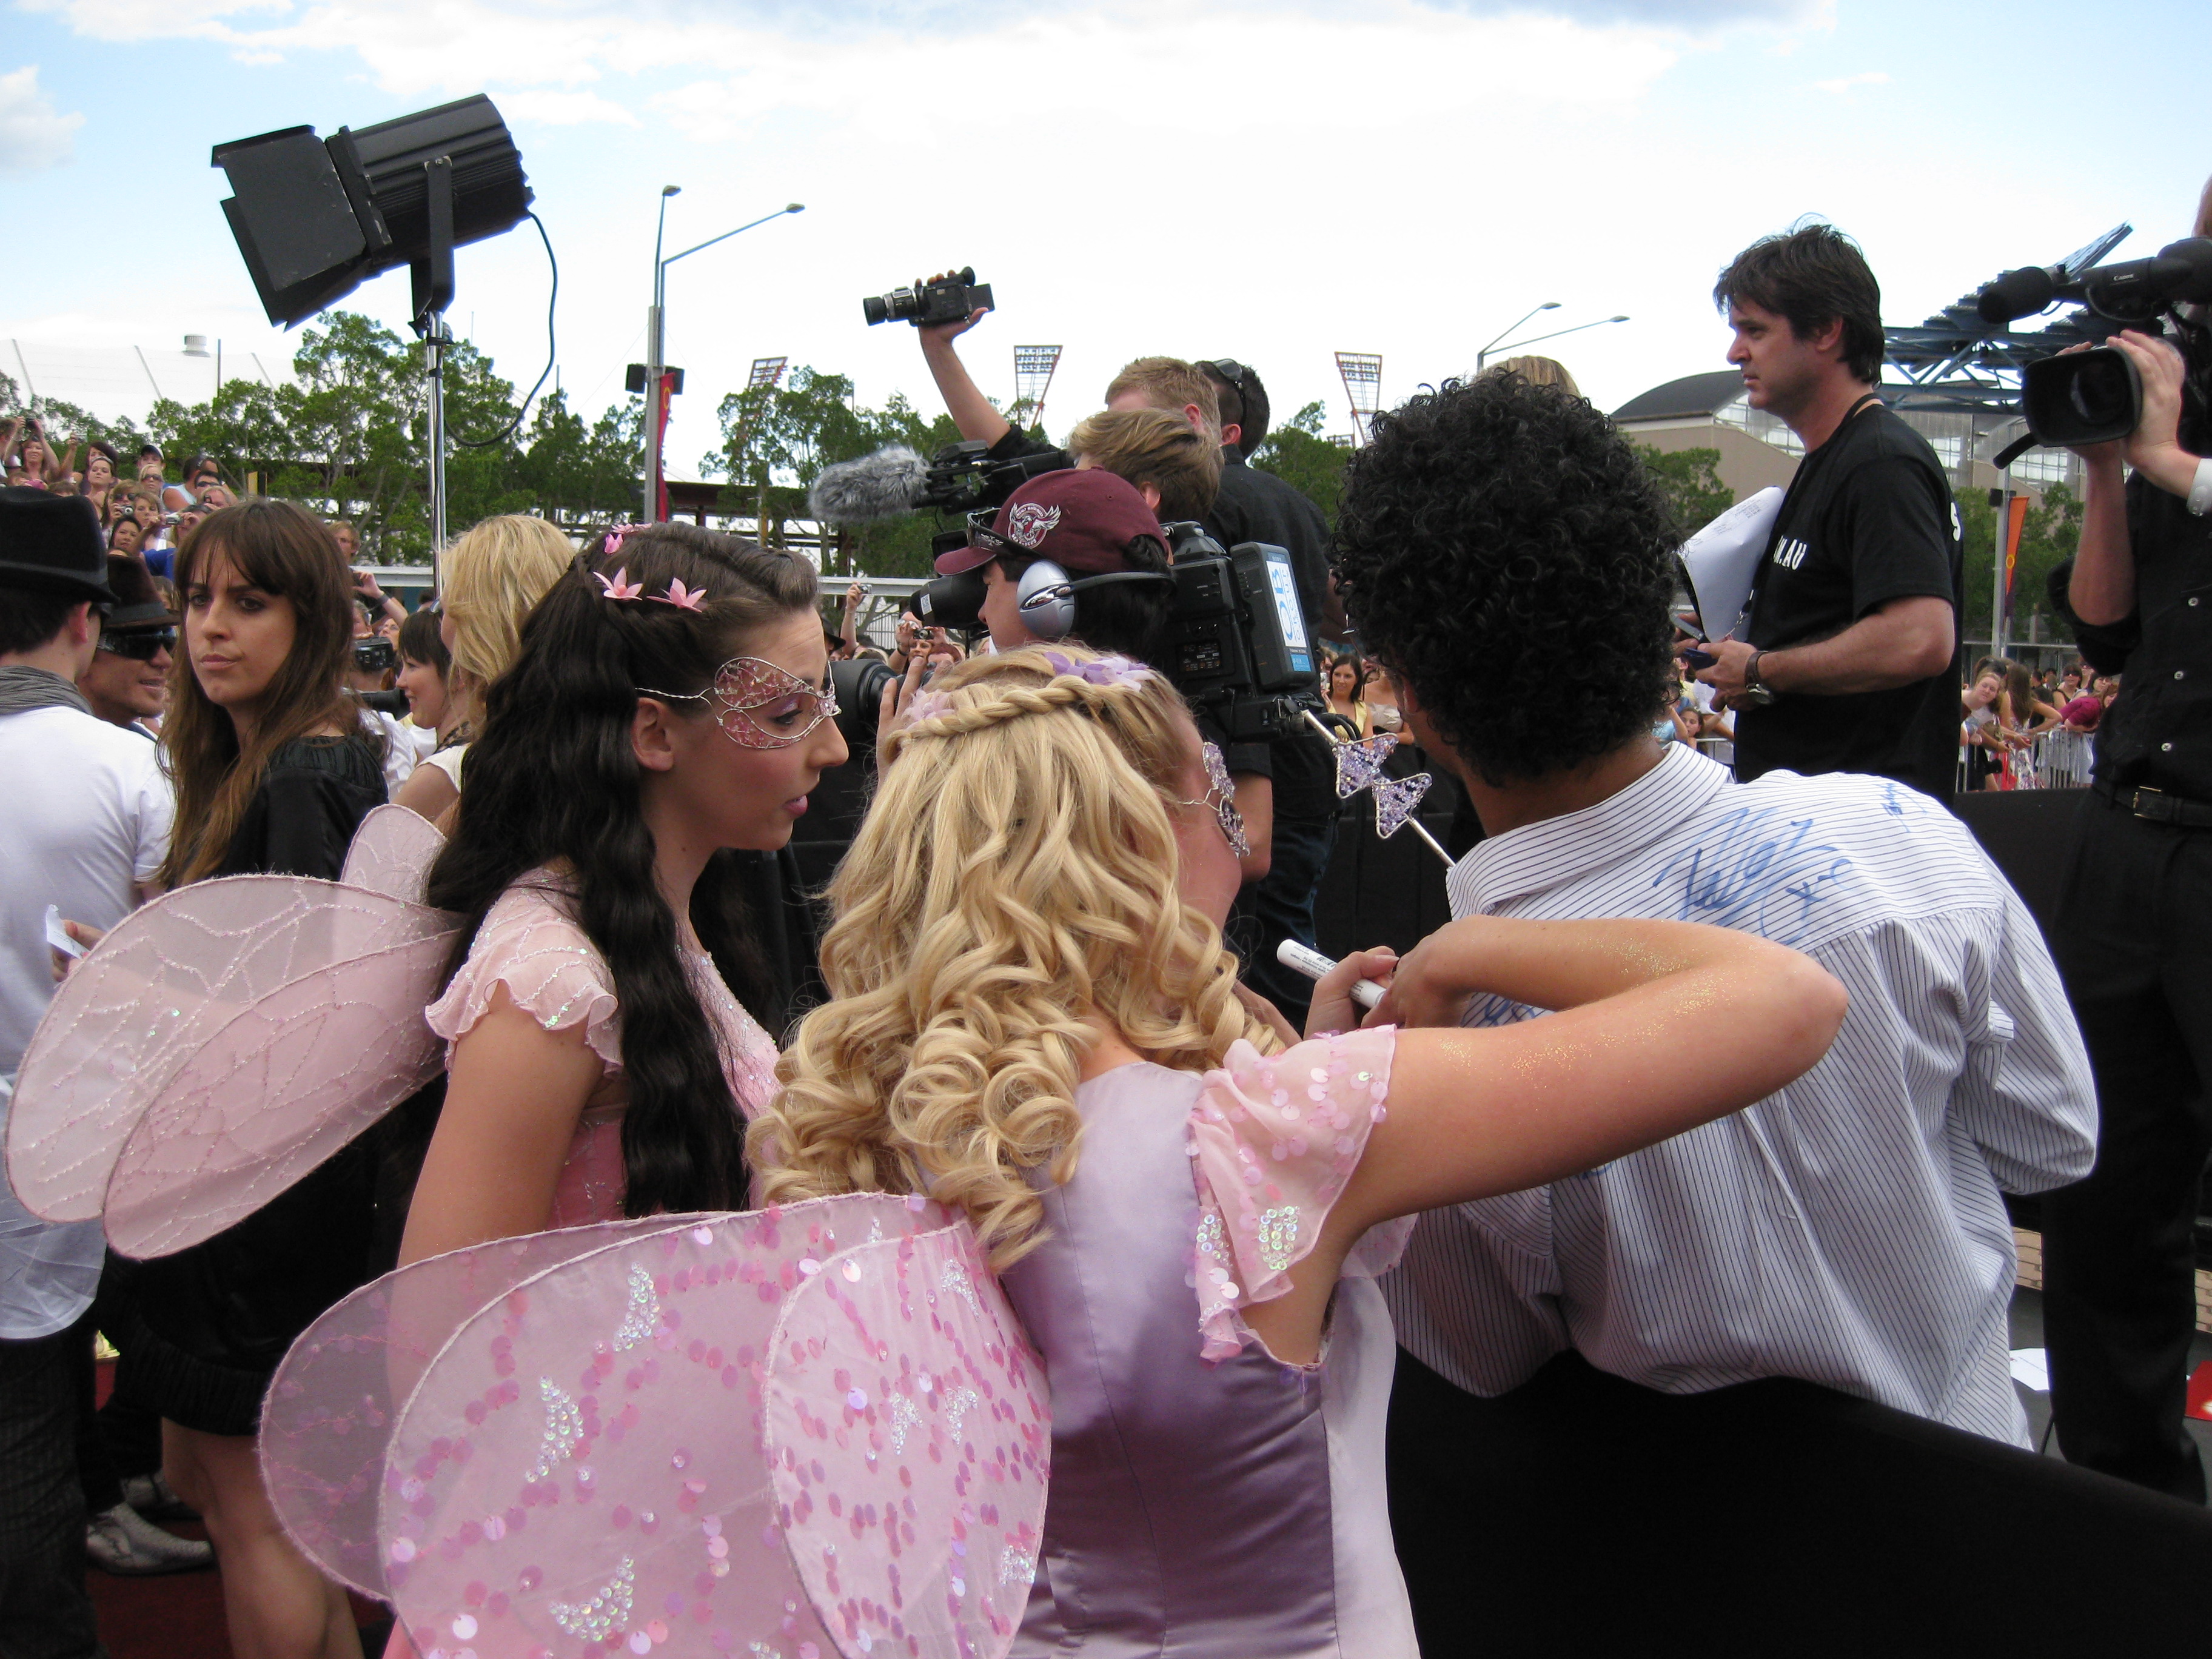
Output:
top-left (87, 1361), bottom-right (386, 1658)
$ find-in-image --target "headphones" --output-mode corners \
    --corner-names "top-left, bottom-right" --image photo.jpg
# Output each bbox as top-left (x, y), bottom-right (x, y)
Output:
top-left (1015, 552), bottom-right (1176, 642)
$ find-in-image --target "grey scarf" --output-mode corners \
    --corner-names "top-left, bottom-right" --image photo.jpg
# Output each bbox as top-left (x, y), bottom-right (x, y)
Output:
top-left (0, 665), bottom-right (93, 719)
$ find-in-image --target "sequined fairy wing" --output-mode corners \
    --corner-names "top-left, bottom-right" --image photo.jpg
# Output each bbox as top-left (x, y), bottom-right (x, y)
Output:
top-left (261, 1215), bottom-right (695, 1598)
top-left (765, 1201), bottom-right (1049, 1658)
top-left (6, 876), bottom-right (454, 1235)
top-left (341, 803), bottom-right (447, 905)
top-left (279, 1195), bottom-right (1049, 1659)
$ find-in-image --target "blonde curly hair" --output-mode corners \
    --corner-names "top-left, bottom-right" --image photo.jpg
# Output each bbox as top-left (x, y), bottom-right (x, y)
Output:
top-left (749, 645), bottom-right (1272, 1267)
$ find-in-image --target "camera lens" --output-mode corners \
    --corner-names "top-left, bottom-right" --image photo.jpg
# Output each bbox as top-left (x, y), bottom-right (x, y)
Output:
top-left (862, 295), bottom-right (891, 326)
top-left (916, 570), bottom-right (986, 631)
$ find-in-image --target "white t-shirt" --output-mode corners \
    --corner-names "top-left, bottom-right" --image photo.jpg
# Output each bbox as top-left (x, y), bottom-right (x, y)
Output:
top-left (0, 705), bottom-right (173, 1338)
top-left (360, 708), bottom-right (434, 799)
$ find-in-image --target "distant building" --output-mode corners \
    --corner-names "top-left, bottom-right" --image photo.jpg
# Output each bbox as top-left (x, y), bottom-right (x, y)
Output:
top-left (1611, 369), bottom-right (2078, 506)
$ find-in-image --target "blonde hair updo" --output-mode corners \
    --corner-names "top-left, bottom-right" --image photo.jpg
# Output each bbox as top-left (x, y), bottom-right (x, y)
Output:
top-left (751, 645), bottom-right (1273, 1266)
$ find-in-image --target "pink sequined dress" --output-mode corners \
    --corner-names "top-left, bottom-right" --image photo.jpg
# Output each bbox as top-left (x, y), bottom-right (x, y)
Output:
top-left (1000, 1024), bottom-right (1419, 1657)
top-left (424, 874), bottom-right (782, 1226)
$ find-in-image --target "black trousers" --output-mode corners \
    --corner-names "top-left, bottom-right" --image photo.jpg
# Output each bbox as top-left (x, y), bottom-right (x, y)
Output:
top-left (2043, 790), bottom-right (2212, 1502)
top-left (1386, 1346), bottom-right (2212, 1656)
top-left (0, 1314), bottom-right (108, 1659)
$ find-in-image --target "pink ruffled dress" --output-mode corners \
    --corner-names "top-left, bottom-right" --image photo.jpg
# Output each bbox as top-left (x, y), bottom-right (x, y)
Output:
top-left (1000, 1024), bottom-right (1418, 1657)
top-left (423, 874), bottom-right (780, 1226)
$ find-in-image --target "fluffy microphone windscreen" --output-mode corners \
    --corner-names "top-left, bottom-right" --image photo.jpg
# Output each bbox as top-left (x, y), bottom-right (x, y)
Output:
top-left (809, 446), bottom-right (929, 523)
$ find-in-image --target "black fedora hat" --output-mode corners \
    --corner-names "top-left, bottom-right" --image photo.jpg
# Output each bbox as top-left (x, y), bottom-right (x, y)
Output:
top-left (105, 555), bottom-right (179, 631)
top-left (0, 488), bottom-right (117, 604)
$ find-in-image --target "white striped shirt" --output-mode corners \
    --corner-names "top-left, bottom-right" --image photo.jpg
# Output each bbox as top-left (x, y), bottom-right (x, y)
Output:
top-left (1382, 745), bottom-right (2096, 1446)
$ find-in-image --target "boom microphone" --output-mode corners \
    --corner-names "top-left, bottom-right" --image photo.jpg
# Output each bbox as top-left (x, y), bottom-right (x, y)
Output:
top-left (809, 446), bottom-right (930, 523)
top-left (1977, 264), bottom-right (2062, 326)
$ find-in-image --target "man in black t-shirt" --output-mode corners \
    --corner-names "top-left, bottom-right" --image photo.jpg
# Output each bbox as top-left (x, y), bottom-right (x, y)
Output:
top-left (1695, 225), bottom-right (1962, 796)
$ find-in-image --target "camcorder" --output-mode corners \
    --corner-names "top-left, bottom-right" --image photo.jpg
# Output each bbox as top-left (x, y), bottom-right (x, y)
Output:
top-left (861, 267), bottom-right (994, 329)
top-left (1158, 522), bottom-right (1324, 745)
top-left (353, 637), bottom-right (397, 673)
top-left (913, 440), bottom-right (1073, 516)
top-left (909, 521), bottom-right (1321, 744)
top-left (1979, 236), bottom-right (2212, 453)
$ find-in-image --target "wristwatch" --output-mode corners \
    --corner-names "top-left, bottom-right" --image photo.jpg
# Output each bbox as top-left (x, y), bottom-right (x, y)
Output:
top-left (1738, 649), bottom-right (1777, 708)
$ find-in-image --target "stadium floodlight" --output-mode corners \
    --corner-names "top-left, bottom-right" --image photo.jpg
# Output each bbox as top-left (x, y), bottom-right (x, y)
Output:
top-left (1336, 352), bottom-right (1382, 447)
top-left (210, 95), bottom-right (533, 330)
top-left (1011, 346), bottom-right (1064, 434)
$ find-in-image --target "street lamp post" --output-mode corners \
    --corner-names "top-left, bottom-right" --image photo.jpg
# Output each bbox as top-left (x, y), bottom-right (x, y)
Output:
top-left (1476, 301), bottom-right (1558, 372)
top-left (642, 186), bottom-right (680, 523)
top-left (1480, 313), bottom-right (1631, 369)
top-left (642, 194), bottom-right (805, 522)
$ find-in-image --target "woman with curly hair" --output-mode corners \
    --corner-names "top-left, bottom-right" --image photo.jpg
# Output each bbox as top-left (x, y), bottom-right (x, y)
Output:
top-left (753, 643), bottom-right (1846, 1655)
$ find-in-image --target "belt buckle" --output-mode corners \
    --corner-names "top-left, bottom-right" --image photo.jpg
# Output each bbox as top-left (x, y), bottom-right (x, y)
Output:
top-left (2130, 786), bottom-right (2171, 822)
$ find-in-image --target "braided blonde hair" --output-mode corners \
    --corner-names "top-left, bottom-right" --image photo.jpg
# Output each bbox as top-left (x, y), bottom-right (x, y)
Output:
top-left (750, 645), bottom-right (1272, 1267)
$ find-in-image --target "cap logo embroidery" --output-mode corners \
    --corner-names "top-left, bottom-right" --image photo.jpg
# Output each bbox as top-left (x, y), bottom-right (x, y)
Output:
top-left (1005, 502), bottom-right (1061, 549)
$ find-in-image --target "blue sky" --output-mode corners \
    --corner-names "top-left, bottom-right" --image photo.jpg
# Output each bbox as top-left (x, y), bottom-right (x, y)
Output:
top-left (4, 0), bottom-right (2207, 481)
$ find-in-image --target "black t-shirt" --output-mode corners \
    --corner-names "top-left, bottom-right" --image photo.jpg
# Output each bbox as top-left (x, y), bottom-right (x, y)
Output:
top-left (1735, 403), bottom-right (1962, 796)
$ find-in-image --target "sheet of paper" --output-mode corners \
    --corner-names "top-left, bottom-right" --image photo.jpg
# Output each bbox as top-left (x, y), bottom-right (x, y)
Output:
top-left (2008, 1347), bottom-right (2050, 1392)
top-left (44, 905), bottom-right (84, 960)
top-left (1678, 486), bottom-right (1785, 642)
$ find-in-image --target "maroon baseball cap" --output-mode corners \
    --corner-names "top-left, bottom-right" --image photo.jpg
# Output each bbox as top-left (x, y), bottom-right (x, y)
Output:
top-left (934, 468), bottom-right (1170, 577)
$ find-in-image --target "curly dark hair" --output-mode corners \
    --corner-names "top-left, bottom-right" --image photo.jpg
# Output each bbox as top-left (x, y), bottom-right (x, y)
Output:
top-left (1330, 375), bottom-right (1678, 786)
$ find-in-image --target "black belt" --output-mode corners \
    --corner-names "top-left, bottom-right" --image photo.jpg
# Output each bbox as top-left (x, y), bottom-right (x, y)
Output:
top-left (2093, 779), bottom-right (2212, 828)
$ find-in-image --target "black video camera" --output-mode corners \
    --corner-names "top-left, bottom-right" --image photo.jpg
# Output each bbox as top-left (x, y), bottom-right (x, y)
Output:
top-left (910, 523), bottom-right (1321, 743)
top-left (914, 440), bottom-right (1071, 516)
top-left (352, 637), bottom-right (397, 673)
top-left (1159, 523), bottom-right (1324, 744)
top-left (1979, 238), bottom-right (2212, 452)
top-left (862, 267), bottom-right (994, 329)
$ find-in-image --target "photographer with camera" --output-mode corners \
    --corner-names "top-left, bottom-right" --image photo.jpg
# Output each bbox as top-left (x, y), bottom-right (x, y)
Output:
top-left (898, 466), bottom-right (1275, 882)
top-left (2039, 177), bottom-right (2212, 1505)
top-left (1693, 224), bottom-right (1963, 798)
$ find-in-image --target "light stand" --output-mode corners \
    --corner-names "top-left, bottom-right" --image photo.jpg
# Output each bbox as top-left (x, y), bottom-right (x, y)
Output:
top-left (1476, 301), bottom-right (1558, 372)
top-left (412, 155), bottom-right (457, 571)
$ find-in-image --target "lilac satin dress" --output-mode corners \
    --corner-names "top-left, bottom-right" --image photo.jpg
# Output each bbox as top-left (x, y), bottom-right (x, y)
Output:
top-left (1002, 1028), bottom-right (1419, 1657)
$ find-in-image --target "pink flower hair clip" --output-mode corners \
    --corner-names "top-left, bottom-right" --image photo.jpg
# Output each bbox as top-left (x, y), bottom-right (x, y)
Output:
top-left (651, 576), bottom-right (708, 613)
top-left (600, 523), bottom-right (654, 558)
top-left (595, 568), bottom-right (646, 601)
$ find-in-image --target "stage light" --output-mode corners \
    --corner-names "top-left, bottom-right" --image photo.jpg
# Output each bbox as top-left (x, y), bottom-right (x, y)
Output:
top-left (210, 95), bottom-right (533, 329)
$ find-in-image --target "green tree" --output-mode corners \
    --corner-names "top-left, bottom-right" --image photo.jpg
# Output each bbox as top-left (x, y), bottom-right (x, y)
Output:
top-left (1634, 445), bottom-right (1735, 537)
top-left (1958, 483), bottom-right (2082, 646)
top-left (712, 369), bottom-right (969, 577)
top-left (1250, 402), bottom-right (1350, 523)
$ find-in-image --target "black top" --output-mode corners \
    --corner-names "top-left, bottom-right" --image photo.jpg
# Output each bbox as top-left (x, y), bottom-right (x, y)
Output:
top-left (2053, 468), bottom-right (2212, 798)
top-left (1735, 403), bottom-right (1963, 796)
top-left (122, 734), bottom-right (388, 1430)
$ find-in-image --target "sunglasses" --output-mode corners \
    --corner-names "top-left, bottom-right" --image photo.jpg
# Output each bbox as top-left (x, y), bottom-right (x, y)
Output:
top-left (1173, 739), bottom-right (1250, 858)
top-left (638, 656), bottom-right (840, 749)
top-left (98, 629), bottom-right (175, 661)
top-left (1207, 358), bottom-right (1252, 394)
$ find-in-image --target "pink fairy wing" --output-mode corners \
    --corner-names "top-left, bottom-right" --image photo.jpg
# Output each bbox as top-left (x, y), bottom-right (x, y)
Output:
top-left (6, 875), bottom-right (452, 1228)
top-left (262, 1215), bottom-right (694, 1598)
top-left (765, 1205), bottom-right (1050, 1657)
top-left (342, 804), bottom-right (448, 905)
top-left (102, 931), bottom-right (452, 1257)
top-left (300, 1195), bottom-right (1047, 1659)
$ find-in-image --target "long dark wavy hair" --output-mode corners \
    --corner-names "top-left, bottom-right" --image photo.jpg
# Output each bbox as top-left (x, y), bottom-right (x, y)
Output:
top-left (158, 498), bottom-right (361, 888)
top-left (423, 522), bottom-right (818, 1217)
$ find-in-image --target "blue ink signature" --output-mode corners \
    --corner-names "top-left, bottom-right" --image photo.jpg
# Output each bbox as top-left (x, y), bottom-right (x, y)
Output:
top-left (1651, 806), bottom-right (1852, 944)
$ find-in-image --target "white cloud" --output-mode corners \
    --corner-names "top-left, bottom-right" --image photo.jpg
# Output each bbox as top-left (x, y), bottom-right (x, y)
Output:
top-left (499, 89), bottom-right (642, 127)
top-left (0, 65), bottom-right (84, 175)
top-left (1813, 69), bottom-right (1889, 93)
